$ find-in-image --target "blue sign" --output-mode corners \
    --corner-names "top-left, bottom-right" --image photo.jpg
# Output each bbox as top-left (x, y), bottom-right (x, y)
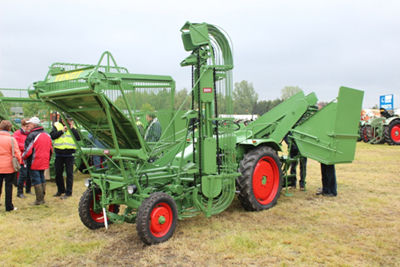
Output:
top-left (380, 94), bottom-right (394, 110)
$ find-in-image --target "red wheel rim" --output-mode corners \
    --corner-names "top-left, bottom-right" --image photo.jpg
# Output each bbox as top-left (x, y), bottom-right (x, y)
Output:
top-left (252, 156), bottom-right (280, 205)
top-left (89, 193), bottom-right (116, 223)
top-left (391, 124), bottom-right (400, 142)
top-left (149, 202), bottom-right (173, 237)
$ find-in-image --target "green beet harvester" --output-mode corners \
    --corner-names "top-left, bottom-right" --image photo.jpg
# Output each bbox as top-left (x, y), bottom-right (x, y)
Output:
top-left (30, 22), bottom-right (364, 245)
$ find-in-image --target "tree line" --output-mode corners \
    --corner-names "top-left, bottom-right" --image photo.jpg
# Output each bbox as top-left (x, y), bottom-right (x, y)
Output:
top-left (0, 82), bottom-right (314, 120)
top-left (174, 81), bottom-right (307, 116)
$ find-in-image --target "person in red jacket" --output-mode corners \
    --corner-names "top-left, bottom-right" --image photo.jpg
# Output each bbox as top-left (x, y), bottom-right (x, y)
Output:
top-left (22, 117), bottom-right (53, 205)
top-left (0, 120), bottom-right (22, 211)
top-left (13, 119), bottom-right (32, 198)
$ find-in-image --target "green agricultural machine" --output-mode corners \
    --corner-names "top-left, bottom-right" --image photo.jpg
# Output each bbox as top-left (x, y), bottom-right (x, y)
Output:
top-left (30, 22), bottom-right (363, 244)
top-left (360, 109), bottom-right (400, 145)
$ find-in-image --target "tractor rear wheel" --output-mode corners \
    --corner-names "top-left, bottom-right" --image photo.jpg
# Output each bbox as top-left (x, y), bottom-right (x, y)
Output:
top-left (136, 192), bottom-right (178, 245)
top-left (384, 119), bottom-right (400, 145)
top-left (78, 188), bottom-right (119, 229)
top-left (237, 146), bottom-right (282, 211)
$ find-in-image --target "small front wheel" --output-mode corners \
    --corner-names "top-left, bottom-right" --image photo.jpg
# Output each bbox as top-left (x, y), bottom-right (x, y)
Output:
top-left (136, 192), bottom-right (178, 245)
top-left (78, 188), bottom-right (119, 230)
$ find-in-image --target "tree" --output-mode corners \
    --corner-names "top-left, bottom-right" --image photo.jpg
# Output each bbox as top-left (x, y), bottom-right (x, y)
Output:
top-left (22, 102), bottom-right (46, 117)
top-left (281, 86), bottom-right (303, 100)
top-left (233, 80), bottom-right (258, 114)
top-left (253, 98), bottom-right (283, 115)
top-left (140, 103), bottom-right (155, 113)
top-left (174, 88), bottom-right (191, 110)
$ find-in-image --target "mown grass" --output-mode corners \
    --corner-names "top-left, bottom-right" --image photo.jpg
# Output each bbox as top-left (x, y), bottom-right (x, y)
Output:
top-left (0, 142), bottom-right (399, 266)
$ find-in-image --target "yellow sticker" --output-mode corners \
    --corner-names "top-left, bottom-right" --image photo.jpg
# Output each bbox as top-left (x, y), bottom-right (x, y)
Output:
top-left (54, 70), bottom-right (84, 82)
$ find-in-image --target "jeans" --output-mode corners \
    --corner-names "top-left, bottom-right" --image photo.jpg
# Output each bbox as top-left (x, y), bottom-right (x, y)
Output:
top-left (0, 173), bottom-right (16, 211)
top-left (17, 165), bottom-right (32, 194)
top-left (29, 170), bottom-right (46, 186)
top-left (55, 156), bottom-right (74, 196)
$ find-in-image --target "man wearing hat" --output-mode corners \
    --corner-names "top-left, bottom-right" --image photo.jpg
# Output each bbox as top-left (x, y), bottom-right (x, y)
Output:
top-left (144, 113), bottom-right (162, 142)
top-left (50, 115), bottom-right (80, 199)
top-left (23, 117), bottom-right (53, 205)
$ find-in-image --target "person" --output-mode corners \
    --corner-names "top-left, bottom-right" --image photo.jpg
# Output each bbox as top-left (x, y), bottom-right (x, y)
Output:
top-left (284, 135), bottom-right (307, 190)
top-left (23, 117), bottom-right (53, 205)
top-left (136, 117), bottom-right (145, 137)
top-left (0, 120), bottom-right (22, 211)
top-left (144, 113), bottom-right (161, 142)
top-left (87, 132), bottom-right (105, 169)
top-left (316, 163), bottom-right (337, 197)
top-left (13, 118), bottom-right (32, 198)
top-left (50, 115), bottom-right (80, 198)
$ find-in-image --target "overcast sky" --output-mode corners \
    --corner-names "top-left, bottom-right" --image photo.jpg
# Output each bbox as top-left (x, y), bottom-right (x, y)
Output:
top-left (1, 0), bottom-right (399, 108)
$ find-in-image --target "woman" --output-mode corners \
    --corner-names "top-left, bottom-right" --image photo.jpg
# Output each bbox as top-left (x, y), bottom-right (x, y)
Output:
top-left (0, 120), bottom-right (22, 211)
top-left (13, 118), bottom-right (31, 198)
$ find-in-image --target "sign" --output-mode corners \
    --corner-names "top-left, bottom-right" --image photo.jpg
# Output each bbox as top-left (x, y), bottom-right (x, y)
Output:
top-left (380, 94), bottom-right (394, 110)
top-left (203, 88), bottom-right (212, 93)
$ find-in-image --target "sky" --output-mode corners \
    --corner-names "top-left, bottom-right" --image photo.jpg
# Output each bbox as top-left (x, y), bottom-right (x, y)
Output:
top-left (0, 0), bottom-right (399, 108)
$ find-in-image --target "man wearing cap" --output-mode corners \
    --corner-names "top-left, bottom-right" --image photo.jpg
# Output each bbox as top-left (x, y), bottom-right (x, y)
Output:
top-left (23, 117), bottom-right (53, 205)
top-left (144, 113), bottom-right (162, 142)
top-left (50, 116), bottom-right (80, 199)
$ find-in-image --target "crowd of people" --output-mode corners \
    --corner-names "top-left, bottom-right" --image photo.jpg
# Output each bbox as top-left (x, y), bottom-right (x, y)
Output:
top-left (0, 115), bottom-right (80, 212)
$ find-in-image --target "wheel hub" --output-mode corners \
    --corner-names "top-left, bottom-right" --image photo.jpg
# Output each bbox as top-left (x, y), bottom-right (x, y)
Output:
top-left (150, 203), bottom-right (173, 237)
top-left (158, 215), bottom-right (166, 225)
top-left (262, 175), bottom-right (267, 185)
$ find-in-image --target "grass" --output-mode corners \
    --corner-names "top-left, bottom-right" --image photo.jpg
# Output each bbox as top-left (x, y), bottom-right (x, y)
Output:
top-left (0, 142), bottom-right (399, 266)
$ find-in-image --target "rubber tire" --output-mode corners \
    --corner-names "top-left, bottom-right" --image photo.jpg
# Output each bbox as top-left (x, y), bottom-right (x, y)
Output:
top-left (365, 125), bottom-right (374, 142)
top-left (361, 125), bottom-right (369, 142)
top-left (237, 146), bottom-right (282, 211)
top-left (384, 119), bottom-right (400, 145)
top-left (136, 192), bottom-right (178, 245)
top-left (78, 188), bottom-right (119, 230)
top-left (363, 125), bottom-right (371, 142)
top-left (357, 126), bottom-right (363, 141)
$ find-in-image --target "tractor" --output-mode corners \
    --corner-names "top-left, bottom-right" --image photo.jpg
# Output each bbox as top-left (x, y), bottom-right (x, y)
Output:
top-left (362, 108), bottom-right (400, 145)
top-left (30, 22), bottom-right (364, 244)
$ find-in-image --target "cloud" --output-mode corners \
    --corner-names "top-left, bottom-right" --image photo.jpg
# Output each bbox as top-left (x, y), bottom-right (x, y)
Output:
top-left (1, 0), bottom-right (399, 108)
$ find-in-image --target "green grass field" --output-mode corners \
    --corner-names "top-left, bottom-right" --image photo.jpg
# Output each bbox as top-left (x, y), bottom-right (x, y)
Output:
top-left (0, 142), bottom-right (399, 266)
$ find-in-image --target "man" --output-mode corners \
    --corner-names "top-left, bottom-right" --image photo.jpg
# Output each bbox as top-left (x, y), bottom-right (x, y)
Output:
top-left (316, 164), bottom-right (337, 197)
top-left (144, 113), bottom-right (161, 142)
top-left (50, 115), bottom-right (80, 198)
top-left (23, 117), bottom-right (53, 205)
top-left (284, 134), bottom-right (307, 190)
top-left (13, 119), bottom-right (32, 198)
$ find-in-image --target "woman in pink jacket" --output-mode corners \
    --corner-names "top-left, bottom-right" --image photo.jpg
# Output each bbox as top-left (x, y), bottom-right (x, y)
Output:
top-left (0, 120), bottom-right (22, 211)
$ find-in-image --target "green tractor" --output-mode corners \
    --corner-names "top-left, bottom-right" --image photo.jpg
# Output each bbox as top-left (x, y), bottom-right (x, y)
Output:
top-left (30, 22), bottom-right (363, 244)
top-left (362, 108), bottom-right (400, 145)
